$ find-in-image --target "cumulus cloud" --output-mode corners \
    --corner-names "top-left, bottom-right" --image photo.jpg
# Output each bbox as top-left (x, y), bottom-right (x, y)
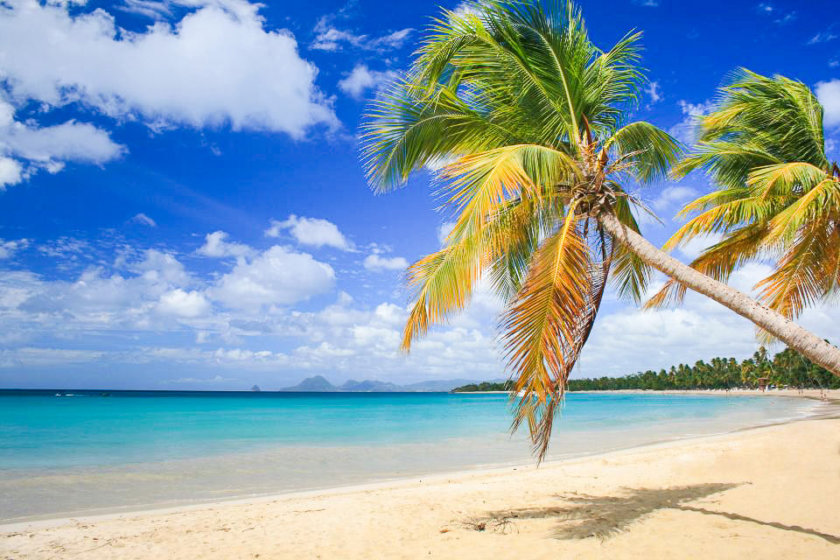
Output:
top-left (131, 249), bottom-right (190, 286)
top-left (2, 232), bottom-right (840, 388)
top-left (157, 288), bottom-right (211, 317)
top-left (0, 0), bottom-right (337, 136)
top-left (265, 215), bottom-right (353, 250)
top-left (816, 79), bottom-right (840, 127)
top-left (668, 99), bottom-right (715, 145)
top-left (210, 245), bottom-right (335, 309)
top-left (651, 185), bottom-right (698, 212)
top-left (363, 253), bottom-right (408, 271)
top-left (0, 97), bottom-right (124, 189)
top-left (0, 249), bottom-right (194, 340)
top-left (676, 233), bottom-right (724, 260)
top-left (197, 231), bottom-right (254, 259)
top-left (0, 156), bottom-right (23, 188)
top-left (338, 64), bottom-right (398, 100)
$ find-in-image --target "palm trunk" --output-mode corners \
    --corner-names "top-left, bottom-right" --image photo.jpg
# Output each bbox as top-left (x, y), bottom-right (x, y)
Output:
top-left (599, 212), bottom-right (840, 376)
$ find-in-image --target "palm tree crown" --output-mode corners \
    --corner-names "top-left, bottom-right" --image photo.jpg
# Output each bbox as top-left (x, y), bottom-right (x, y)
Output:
top-left (361, 1), bottom-right (681, 458)
top-left (649, 70), bottom-right (840, 321)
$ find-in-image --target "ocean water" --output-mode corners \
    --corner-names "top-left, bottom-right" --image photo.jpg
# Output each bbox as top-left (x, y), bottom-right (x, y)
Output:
top-left (0, 390), bottom-right (823, 522)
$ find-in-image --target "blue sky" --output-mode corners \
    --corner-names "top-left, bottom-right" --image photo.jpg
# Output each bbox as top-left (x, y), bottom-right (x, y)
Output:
top-left (0, 0), bottom-right (839, 389)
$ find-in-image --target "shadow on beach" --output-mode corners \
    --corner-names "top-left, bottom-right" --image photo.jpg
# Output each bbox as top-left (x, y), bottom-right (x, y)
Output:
top-left (471, 483), bottom-right (840, 544)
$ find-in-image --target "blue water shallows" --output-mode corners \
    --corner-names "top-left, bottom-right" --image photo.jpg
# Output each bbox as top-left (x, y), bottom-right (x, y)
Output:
top-left (0, 390), bottom-right (821, 522)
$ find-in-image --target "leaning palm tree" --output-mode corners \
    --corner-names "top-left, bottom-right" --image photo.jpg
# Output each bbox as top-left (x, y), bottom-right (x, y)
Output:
top-left (648, 70), bottom-right (840, 373)
top-left (361, 1), bottom-right (840, 458)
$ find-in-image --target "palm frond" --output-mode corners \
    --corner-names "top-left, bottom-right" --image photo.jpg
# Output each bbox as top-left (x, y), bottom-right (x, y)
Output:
top-left (605, 121), bottom-right (683, 183)
top-left (502, 208), bottom-right (609, 460)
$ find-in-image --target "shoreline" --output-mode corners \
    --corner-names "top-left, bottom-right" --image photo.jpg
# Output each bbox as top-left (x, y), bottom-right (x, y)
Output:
top-left (2, 390), bottom-right (836, 532)
top-left (459, 388), bottom-right (840, 400)
top-left (4, 413), bottom-right (839, 558)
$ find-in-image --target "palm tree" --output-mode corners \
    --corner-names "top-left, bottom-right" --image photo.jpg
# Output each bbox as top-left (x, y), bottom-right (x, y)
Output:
top-left (648, 70), bottom-right (840, 371)
top-left (361, 1), bottom-right (840, 458)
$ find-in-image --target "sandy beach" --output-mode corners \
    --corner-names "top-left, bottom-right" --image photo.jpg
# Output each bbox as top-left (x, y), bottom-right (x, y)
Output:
top-left (2, 392), bottom-right (838, 559)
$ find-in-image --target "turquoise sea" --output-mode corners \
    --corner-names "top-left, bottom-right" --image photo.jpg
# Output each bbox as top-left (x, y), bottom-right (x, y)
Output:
top-left (0, 390), bottom-right (823, 523)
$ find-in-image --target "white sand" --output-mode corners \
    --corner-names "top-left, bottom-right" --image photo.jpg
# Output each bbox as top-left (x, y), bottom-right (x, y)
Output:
top-left (2, 392), bottom-right (838, 559)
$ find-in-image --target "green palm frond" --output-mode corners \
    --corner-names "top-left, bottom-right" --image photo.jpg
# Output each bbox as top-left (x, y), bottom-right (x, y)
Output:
top-left (658, 68), bottom-right (840, 319)
top-left (606, 121), bottom-right (683, 182)
top-left (362, 0), bottom-right (681, 459)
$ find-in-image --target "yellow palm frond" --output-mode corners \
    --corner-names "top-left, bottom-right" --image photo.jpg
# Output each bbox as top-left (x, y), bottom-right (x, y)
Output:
top-left (663, 196), bottom-right (782, 253)
top-left (403, 197), bottom-right (544, 350)
top-left (765, 177), bottom-right (840, 242)
top-left (756, 224), bottom-right (837, 318)
top-left (745, 161), bottom-right (828, 199)
top-left (500, 208), bottom-right (608, 459)
top-left (439, 144), bottom-right (578, 242)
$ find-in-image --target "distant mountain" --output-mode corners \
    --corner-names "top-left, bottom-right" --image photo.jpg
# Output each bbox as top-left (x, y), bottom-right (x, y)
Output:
top-left (280, 375), bottom-right (337, 392)
top-left (278, 376), bottom-right (488, 393)
top-left (339, 379), bottom-right (402, 392)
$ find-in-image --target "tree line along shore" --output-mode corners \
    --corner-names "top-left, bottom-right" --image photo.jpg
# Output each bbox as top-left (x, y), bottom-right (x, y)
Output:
top-left (453, 347), bottom-right (840, 393)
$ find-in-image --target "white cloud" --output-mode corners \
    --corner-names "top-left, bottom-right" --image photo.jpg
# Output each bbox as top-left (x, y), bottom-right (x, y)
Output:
top-left (632, 0), bottom-right (659, 7)
top-left (120, 0), bottom-right (175, 20)
top-left (210, 245), bottom-right (335, 309)
top-left (808, 30), bottom-right (838, 45)
top-left (437, 221), bottom-right (456, 245)
top-left (157, 288), bottom-right (211, 318)
top-left (167, 374), bottom-right (235, 384)
top-left (0, 156), bottom-right (24, 189)
top-left (130, 213), bottom-right (157, 227)
top-left (816, 79), bottom-right (840, 127)
top-left (0, 0), bottom-right (337, 136)
top-left (311, 16), bottom-right (412, 52)
top-left (197, 231), bottom-right (254, 259)
top-left (266, 215), bottom-right (352, 251)
top-left (451, 2), bottom-right (483, 18)
top-left (645, 81), bottom-right (662, 104)
top-left (0, 249), bottom-right (194, 339)
top-left (363, 254), bottom-right (408, 271)
top-left (0, 97), bottom-right (124, 189)
top-left (0, 239), bottom-right (29, 259)
top-left (132, 249), bottom-right (190, 286)
top-left (2, 119), bottom-right (125, 165)
top-left (676, 233), bottom-right (724, 260)
top-left (338, 65), bottom-right (398, 100)
top-left (652, 185), bottom-right (698, 212)
top-left (424, 155), bottom-right (459, 173)
top-left (0, 347), bottom-right (105, 368)
top-left (756, 3), bottom-right (796, 24)
top-left (3, 233), bottom-right (840, 388)
top-left (669, 100), bottom-right (715, 145)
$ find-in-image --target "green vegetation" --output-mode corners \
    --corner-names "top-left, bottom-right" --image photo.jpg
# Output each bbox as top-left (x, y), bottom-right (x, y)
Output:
top-left (654, 71), bottom-right (840, 323)
top-left (453, 347), bottom-right (840, 392)
top-left (453, 380), bottom-right (515, 392)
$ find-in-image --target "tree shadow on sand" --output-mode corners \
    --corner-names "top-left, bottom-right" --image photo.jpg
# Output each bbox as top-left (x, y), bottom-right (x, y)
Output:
top-left (473, 483), bottom-right (840, 544)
